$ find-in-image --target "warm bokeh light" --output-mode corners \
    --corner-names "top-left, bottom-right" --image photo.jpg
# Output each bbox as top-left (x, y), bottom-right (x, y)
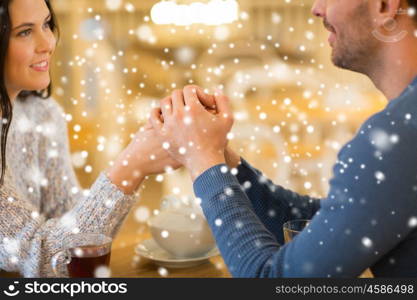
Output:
top-left (34, 1), bottom-right (387, 263)
top-left (151, 0), bottom-right (239, 26)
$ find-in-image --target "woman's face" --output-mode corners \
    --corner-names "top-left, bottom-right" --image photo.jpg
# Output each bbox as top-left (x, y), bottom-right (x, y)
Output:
top-left (5, 0), bottom-right (56, 99)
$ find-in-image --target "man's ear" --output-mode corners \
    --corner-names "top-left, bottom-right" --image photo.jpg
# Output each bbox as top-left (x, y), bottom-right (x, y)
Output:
top-left (372, 0), bottom-right (402, 26)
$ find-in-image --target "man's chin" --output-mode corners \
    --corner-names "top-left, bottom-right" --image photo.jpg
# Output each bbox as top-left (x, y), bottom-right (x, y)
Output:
top-left (331, 49), bottom-right (348, 70)
top-left (331, 51), bottom-right (341, 68)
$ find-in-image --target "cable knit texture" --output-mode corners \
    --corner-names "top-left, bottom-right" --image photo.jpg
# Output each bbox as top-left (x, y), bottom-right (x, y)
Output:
top-left (0, 96), bottom-right (136, 277)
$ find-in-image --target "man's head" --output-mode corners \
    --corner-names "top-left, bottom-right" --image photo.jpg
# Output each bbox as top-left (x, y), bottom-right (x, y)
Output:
top-left (312, 0), bottom-right (417, 75)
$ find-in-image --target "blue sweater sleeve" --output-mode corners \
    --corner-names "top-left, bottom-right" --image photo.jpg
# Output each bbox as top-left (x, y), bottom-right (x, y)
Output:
top-left (234, 158), bottom-right (321, 243)
top-left (194, 113), bottom-right (417, 277)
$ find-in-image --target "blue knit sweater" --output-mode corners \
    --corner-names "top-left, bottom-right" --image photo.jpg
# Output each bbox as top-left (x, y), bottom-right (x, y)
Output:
top-left (193, 76), bottom-right (417, 277)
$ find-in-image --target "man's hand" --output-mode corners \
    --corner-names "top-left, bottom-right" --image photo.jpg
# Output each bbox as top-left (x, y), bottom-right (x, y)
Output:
top-left (149, 86), bottom-right (234, 180)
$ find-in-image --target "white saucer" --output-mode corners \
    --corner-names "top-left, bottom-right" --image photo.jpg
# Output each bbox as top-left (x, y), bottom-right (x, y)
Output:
top-left (135, 238), bottom-right (220, 269)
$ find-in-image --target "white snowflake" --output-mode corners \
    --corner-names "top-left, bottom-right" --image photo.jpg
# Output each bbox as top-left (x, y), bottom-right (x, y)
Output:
top-left (370, 129), bottom-right (394, 152)
top-left (235, 221), bottom-right (243, 229)
top-left (60, 213), bottom-right (77, 230)
top-left (31, 211), bottom-right (40, 219)
top-left (94, 265), bottom-right (111, 278)
top-left (408, 217), bottom-right (417, 228)
top-left (105, 0), bottom-right (122, 11)
top-left (178, 147), bottom-right (187, 155)
top-left (41, 122), bottom-right (58, 138)
top-left (220, 166), bottom-right (228, 173)
top-left (3, 238), bottom-right (20, 255)
top-left (158, 267), bottom-right (168, 277)
top-left (215, 219), bottom-right (223, 226)
top-left (10, 256), bottom-right (18, 264)
top-left (74, 247), bottom-right (84, 257)
top-left (16, 115), bottom-right (32, 133)
top-left (362, 237), bottom-right (373, 248)
top-left (375, 171), bottom-right (385, 181)
top-left (224, 187), bottom-right (234, 196)
top-left (162, 142), bottom-right (170, 150)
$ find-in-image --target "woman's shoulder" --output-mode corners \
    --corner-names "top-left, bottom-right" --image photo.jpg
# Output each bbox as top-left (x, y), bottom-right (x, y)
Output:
top-left (17, 95), bottom-right (66, 124)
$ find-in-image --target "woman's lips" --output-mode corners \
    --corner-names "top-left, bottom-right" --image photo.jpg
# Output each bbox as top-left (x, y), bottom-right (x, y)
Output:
top-left (30, 60), bottom-right (49, 72)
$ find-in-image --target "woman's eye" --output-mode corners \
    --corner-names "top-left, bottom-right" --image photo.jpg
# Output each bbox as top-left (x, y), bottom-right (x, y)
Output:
top-left (18, 29), bottom-right (31, 37)
top-left (43, 20), bottom-right (52, 29)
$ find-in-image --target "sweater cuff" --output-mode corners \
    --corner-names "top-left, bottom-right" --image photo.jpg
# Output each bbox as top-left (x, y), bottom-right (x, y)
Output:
top-left (67, 172), bottom-right (137, 234)
top-left (87, 172), bottom-right (137, 218)
top-left (94, 172), bottom-right (136, 199)
top-left (193, 164), bottom-right (242, 202)
top-left (235, 157), bottom-right (258, 184)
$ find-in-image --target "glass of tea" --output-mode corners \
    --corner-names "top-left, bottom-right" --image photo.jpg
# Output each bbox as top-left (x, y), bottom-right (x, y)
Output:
top-left (283, 219), bottom-right (310, 243)
top-left (51, 233), bottom-right (112, 278)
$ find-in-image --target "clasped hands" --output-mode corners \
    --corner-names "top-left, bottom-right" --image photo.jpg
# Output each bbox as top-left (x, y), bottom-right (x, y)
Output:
top-left (149, 85), bottom-right (234, 181)
top-left (108, 85), bottom-right (240, 194)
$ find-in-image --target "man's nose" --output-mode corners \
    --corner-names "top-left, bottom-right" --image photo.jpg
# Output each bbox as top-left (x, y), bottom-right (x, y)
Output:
top-left (311, 0), bottom-right (325, 17)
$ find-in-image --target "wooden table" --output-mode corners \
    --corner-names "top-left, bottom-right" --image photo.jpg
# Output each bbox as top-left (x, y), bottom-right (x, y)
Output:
top-left (0, 225), bottom-right (370, 278)
top-left (0, 230), bottom-right (230, 278)
top-left (109, 231), bottom-right (230, 278)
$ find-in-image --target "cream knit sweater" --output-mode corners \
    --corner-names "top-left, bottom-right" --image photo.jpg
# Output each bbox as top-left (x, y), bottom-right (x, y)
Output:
top-left (0, 96), bottom-right (136, 277)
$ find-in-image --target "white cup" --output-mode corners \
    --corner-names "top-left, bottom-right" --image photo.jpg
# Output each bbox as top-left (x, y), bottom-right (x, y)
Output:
top-left (147, 208), bottom-right (215, 258)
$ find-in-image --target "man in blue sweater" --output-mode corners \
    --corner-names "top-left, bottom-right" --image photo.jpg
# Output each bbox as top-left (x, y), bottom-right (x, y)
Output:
top-left (150, 0), bottom-right (417, 277)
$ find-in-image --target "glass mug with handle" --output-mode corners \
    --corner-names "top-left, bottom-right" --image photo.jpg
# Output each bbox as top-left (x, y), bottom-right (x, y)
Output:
top-left (283, 219), bottom-right (310, 243)
top-left (282, 219), bottom-right (373, 277)
top-left (51, 233), bottom-right (112, 278)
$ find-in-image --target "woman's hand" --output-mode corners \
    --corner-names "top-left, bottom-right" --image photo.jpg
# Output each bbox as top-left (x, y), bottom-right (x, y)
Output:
top-left (150, 86), bottom-right (234, 181)
top-left (128, 121), bottom-right (183, 175)
top-left (107, 119), bottom-right (182, 194)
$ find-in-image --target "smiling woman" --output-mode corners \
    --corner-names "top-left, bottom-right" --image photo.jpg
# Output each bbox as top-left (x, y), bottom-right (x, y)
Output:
top-left (0, 0), bottom-right (180, 277)
top-left (0, 0), bottom-right (58, 185)
top-left (5, 1), bottom-right (56, 93)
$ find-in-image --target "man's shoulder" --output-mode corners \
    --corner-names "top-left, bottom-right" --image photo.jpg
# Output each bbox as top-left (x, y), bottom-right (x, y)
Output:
top-left (336, 98), bottom-right (417, 163)
top-left (384, 85), bottom-right (417, 129)
top-left (354, 86), bottom-right (417, 140)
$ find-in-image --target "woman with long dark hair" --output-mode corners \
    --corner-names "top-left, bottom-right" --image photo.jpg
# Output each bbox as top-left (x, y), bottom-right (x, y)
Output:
top-left (0, 0), bottom-right (179, 277)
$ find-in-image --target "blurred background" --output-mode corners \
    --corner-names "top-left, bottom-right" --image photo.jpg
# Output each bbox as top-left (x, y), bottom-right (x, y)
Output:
top-left (50, 0), bottom-right (386, 244)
